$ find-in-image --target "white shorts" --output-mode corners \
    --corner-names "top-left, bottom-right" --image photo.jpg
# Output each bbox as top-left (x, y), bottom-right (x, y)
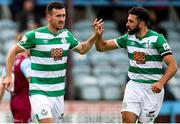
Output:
top-left (121, 80), bottom-right (164, 123)
top-left (30, 94), bottom-right (64, 122)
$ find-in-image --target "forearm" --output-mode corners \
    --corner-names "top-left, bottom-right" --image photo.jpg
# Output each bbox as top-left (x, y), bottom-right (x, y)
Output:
top-left (95, 35), bottom-right (105, 52)
top-left (79, 33), bottom-right (98, 54)
top-left (6, 48), bottom-right (19, 77)
top-left (0, 83), bottom-right (5, 103)
top-left (3, 45), bottom-right (24, 88)
top-left (159, 62), bottom-right (177, 86)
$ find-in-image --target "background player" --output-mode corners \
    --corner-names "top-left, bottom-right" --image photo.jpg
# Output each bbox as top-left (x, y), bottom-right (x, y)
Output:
top-left (0, 34), bottom-right (31, 123)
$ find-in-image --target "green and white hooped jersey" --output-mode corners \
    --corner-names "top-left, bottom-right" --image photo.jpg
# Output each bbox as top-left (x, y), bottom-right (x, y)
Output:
top-left (18, 26), bottom-right (80, 97)
top-left (115, 30), bottom-right (172, 84)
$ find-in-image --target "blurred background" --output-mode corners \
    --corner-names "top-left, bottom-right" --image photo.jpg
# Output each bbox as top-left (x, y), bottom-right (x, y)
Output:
top-left (0, 0), bottom-right (180, 123)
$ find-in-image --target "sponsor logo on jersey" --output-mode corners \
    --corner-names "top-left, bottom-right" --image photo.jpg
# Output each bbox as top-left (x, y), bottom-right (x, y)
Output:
top-left (19, 35), bottom-right (27, 45)
top-left (163, 43), bottom-right (171, 50)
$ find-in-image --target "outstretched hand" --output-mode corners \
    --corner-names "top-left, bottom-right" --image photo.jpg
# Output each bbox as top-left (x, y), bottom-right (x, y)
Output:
top-left (92, 18), bottom-right (104, 36)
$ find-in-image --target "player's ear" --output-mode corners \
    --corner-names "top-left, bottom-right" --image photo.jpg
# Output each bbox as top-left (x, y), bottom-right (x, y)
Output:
top-left (46, 13), bottom-right (51, 21)
top-left (140, 21), bottom-right (145, 27)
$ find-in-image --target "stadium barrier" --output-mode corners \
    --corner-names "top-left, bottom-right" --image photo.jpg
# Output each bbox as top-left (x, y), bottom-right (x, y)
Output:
top-left (1, 101), bottom-right (180, 123)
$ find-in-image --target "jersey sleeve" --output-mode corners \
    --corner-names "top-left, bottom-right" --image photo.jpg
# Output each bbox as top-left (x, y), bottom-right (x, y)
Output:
top-left (156, 34), bottom-right (172, 57)
top-left (17, 31), bottom-right (35, 50)
top-left (114, 34), bottom-right (128, 49)
top-left (20, 58), bottom-right (31, 78)
top-left (67, 31), bottom-right (80, 50)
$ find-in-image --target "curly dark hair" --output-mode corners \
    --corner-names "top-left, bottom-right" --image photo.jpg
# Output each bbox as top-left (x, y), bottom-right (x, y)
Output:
top-left (128, 7), bottom-right (150, 25)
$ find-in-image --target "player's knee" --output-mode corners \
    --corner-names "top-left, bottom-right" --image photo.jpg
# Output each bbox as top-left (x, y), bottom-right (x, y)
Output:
top-left (121, 112), bottom-right (138, 123)
top-left (122, 117), bottom-right (137, 123)
top-left (39, 118), bottom-right (53, 123)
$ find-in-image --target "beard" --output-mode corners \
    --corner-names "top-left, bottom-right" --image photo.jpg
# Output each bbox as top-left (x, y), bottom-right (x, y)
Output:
top-left (127, 24), bottom-right (140, 35)
top-left (128, 27), bottom-right (140, 35)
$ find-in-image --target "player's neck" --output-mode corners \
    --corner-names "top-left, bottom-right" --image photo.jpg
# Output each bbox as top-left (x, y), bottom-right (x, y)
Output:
top-left (47, 24), bottom-right (58, 34)
top-left (136, 27), bottom-right (148, 38)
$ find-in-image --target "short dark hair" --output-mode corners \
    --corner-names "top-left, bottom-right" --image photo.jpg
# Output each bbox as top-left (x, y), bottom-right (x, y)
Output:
top-left (128, 7), bottom-right (150, 25)
top-left (46, 1), bottom-right (65, 14)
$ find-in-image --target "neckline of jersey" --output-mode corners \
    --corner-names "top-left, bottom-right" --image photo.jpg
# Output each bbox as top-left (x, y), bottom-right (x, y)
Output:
top-left (45, 26), bottom-right (66, 36)
top-left (135, 29), bottom-right (151, 40)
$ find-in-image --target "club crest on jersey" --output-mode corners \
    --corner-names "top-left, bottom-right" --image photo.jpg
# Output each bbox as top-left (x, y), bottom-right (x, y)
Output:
top-left (51, 48), bottom-right (63, 61)
top-left (41, 108), bottom-right (48, 116)
top-left (145, 41), bottom-right (152, 48)
top-left (61, 38), bottom-right (67, 44)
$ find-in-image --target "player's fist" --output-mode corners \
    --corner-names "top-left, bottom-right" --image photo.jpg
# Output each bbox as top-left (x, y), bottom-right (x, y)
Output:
top-left (2, 75), bottom-right (12, 90)
top-left (151, 82), bottom-right (163, 93)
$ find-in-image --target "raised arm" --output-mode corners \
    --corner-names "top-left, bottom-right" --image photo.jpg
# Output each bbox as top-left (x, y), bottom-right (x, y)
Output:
top-left (2, 45), bottom-right (25, 89)
top-left (93, 19), bottom-right (118, 52)
top-left (95, 37), bottom-right (118, 52)
top-left (74, 19), bottom-right (104, 54)
top-left (74, 33), bottom-right (98, 54)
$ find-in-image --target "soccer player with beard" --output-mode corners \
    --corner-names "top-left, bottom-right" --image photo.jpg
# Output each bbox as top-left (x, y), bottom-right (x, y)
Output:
top-left (93, 7), bottom-right (177, 123)
top-left (3, 2), bottom-right (102, 123)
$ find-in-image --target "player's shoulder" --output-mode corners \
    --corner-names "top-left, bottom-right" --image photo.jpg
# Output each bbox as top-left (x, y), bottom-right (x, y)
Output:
top-left (20, 58), bottom-right (31, 69)
top-left (148, 30), bottom-right (167, 43)
top-left (61, 28), bottom-right (72, 35)
top-left (25, 26), bottom-right (49, 38)
top-left (24, 27), bottom-right (43, 37)
top-left (35, 26), bottom-right (48, 32)
top-left (22, 58), bottom-right (31, 64)
top-left (148, 30), bottom-right (162, 37)
top-left (61, 29), bottom-right (75, 37)
top-left (62, 28), bottom-right (69, 32)
top-left (119, 33), bottom-right (129, 39)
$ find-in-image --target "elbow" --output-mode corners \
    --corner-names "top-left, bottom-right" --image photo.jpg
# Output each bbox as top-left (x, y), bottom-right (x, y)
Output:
top-left (174, 63), bottom-right (178, 74)
top-left (95, 42), bottom-right (106, 52)
top-left (95, 46), bottom-right (105, 52)
top-left (96, 47), bottom-right (104, 52)
top-left (174, 59), bottom-right (178, 72)
top-left (78, 50), bottom-right (86, 55)
top-left (171, 61), bottom-right (178, 75)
